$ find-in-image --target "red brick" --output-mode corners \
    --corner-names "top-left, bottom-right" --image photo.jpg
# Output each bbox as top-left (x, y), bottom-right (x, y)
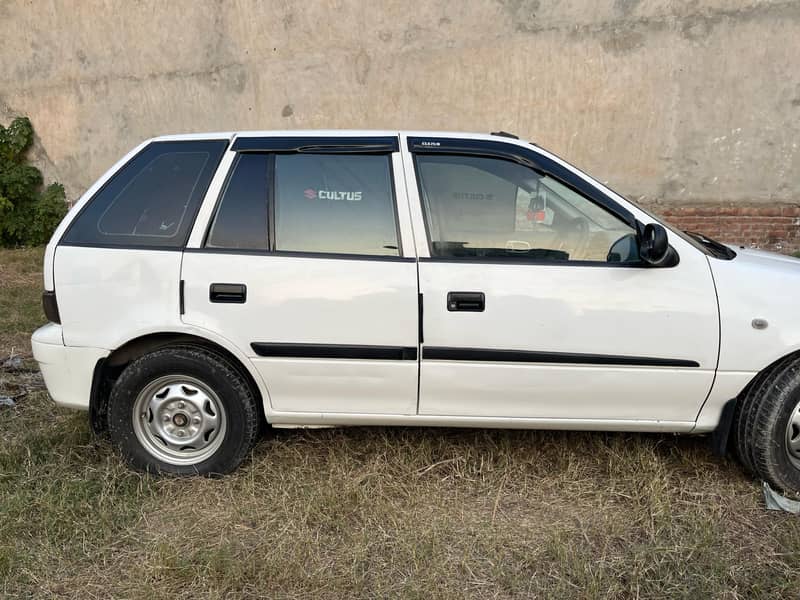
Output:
top-left (753, 207), bottom-right (783, 217)
top-left (713, 207), bottom-right (741, 216)
top-left (638, 201), bottom-right (800, 254)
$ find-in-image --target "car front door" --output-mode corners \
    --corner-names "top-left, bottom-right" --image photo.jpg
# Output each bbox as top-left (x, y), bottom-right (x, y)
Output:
top-left (403, 135), bottom-right (719, 427)
top-left (181, 135), bottom-right (419, 415)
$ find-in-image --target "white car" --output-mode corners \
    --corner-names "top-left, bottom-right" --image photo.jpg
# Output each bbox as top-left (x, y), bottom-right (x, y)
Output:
top-left (30, 130), bottom-right (800, 492)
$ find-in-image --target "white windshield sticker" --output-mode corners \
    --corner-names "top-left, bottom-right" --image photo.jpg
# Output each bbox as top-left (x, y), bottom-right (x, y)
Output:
top-left (303, 188), bottom-right (362, 201)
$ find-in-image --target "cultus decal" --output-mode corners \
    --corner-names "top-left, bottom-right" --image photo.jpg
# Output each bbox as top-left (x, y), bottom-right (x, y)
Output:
top-left (303, 188), bottom-right (362, 201)
top-left (453, 192), bottom-right (494, 201)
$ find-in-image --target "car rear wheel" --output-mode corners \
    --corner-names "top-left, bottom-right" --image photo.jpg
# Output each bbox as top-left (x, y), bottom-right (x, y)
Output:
top-left (733, 357), bottom-right (800, 494)
top-left (108, 345), bottom-right (260, 475)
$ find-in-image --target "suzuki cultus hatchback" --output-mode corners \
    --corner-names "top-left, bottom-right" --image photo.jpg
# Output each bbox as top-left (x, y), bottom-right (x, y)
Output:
top-left (31, 130), bottom-right (800, 493)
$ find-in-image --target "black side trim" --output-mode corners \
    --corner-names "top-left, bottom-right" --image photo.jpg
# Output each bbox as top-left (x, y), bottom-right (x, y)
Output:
top-left (422, 347), bottom-right (700, 368)
top-left (179, 280), bottom-right (185, 315)
top-left (407, 137), bottom-right (636, 228)
top-left (232, 136), bottom-right (399, 153)
top-left (251, 343), bottom-right (418, 360)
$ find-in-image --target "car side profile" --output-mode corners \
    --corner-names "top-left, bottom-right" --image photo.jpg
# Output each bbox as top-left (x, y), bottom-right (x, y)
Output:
top-left (31, 130), bottom-right (800, 492)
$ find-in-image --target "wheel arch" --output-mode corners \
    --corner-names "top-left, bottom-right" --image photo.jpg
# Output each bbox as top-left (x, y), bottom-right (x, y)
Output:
top-left (90, 331), bottom-right (270, 433)
top-left (739, 348), bottom-right (800, 402)
top-left (709, 348), bottom-right (800, 456)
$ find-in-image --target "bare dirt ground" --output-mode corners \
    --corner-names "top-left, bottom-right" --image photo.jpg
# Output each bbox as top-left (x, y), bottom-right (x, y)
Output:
top-left (1, 247), bottom-right (798, 599)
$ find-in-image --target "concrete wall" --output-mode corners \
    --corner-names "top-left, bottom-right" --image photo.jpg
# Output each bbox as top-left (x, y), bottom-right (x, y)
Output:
top-left (2, 0), bottom-right (799, 250)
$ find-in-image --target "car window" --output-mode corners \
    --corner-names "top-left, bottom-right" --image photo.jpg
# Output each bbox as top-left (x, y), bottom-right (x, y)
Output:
top-left (63, 140), bottom-right (227, 248)
top-left (415, 154), bottom-right (637, 262)
top-left (206, 154), bottom-right (268, 250)
top-left (274, 154), bottom-right (400, 256)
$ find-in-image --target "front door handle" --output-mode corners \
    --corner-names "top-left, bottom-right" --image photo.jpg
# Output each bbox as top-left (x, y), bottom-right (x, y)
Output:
top-left (447, 291), bottom-right (485, 312)
top-left (210, 283), bottom-right (247, 304)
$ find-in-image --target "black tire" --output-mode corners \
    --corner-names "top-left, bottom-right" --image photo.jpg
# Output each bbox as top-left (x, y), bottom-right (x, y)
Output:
top-left (732, 367), bottom-right (776, 474)
top-left (732, 356), bottom-right (800, 493)
top-left (108, 345), bottom-right (260, 475)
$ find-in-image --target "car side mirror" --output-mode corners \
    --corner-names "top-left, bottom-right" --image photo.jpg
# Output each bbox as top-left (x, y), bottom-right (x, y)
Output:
top-left (638, 223), bottom-right (677, 267)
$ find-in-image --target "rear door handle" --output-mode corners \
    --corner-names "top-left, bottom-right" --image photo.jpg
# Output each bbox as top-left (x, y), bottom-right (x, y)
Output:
top-left (210, 283), bottom-right (247, 304)
top-left (447, 291), bottom-right (485, 312)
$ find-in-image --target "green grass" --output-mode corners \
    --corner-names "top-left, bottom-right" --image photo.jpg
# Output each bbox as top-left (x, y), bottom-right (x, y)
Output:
top-left (0, 246), bottom-right (45, 353)
top-left (1, 247), bottom-right (799, 598)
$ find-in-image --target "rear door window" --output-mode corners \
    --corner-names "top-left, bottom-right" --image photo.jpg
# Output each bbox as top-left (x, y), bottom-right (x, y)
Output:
top-left (273, 154), bottom-right (400, 256)
top-left (63, 140), bottom-right (227, 248)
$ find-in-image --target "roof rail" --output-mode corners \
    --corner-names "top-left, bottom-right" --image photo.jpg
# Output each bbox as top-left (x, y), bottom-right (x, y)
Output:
top-left (490, 130), bottom-right (519, 140)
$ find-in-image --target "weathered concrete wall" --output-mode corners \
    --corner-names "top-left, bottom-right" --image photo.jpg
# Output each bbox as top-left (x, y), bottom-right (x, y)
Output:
top-left (2, 0), bottom-right (799, 248)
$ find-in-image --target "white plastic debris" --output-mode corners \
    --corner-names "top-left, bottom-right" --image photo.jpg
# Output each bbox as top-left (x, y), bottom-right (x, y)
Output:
top-left (1, 355), bottom-right (23, 370)
top-left (763, 481), bottom-right (800, 514)
top-left (0, 396), bottom-right (15, 407)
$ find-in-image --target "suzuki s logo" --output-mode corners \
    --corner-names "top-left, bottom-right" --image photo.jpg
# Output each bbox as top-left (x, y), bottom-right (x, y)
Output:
top-left (303, 188), bottom-right (362, 201)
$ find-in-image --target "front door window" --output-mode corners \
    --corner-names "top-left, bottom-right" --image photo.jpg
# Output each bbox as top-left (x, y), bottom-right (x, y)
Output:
top-left (415, 154), bottom-right (637, 263)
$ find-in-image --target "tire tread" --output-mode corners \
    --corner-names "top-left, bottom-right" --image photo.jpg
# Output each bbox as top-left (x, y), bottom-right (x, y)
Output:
top-left (732, 354), bottom-right (800, 493)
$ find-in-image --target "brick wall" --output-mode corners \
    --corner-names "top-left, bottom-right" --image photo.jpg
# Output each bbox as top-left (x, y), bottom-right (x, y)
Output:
top-left (642, 203), bottom-right (800, 256)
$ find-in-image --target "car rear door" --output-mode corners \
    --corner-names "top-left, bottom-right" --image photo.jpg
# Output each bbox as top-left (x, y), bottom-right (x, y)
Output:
top-left (181, 135), bottom-right (420, 416)
top-left (401, 134), bottom-right (719, 427)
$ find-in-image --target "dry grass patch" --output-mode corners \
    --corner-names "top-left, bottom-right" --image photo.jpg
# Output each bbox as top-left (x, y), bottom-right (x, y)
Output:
top-left (1, 248), bottom-right (799, 598)
top-left (0, 246), bottom-right (45, 353)
top-left (25, 428), bottom-right (800, 599)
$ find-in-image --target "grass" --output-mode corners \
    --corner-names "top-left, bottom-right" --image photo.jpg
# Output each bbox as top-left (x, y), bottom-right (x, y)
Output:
top-left (1, 247), bottom-right (799, 598)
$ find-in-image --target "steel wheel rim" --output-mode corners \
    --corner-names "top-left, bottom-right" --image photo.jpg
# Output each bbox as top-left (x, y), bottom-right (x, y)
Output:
top-left (132, 375), bottom-right (227, 466)
top-left (786, 398), bottom-right (800, 470)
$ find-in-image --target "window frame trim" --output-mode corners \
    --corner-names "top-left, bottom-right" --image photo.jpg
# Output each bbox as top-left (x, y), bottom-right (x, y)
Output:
top-left (408, 137), bottom-right (637, 228)
top-left (232, 136), bottom-right (399, 154)
top-left (409, 138), bottom-right (652, 268)
top-left (201, 138), bottom-right (407, 260)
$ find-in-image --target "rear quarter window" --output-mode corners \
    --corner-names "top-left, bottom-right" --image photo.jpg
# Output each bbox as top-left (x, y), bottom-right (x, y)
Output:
top-left (62, 140), bottom-right (227, 248)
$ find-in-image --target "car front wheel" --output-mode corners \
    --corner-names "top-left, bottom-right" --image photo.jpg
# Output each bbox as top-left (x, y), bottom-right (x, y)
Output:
top-left (108, 345), bottom-right (260, 475)
top-left (734, 357), bottom-right (800, 494)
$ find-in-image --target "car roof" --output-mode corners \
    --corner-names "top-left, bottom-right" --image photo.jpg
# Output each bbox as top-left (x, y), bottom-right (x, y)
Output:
top-left (150, 130), bottom-right (522, 144)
